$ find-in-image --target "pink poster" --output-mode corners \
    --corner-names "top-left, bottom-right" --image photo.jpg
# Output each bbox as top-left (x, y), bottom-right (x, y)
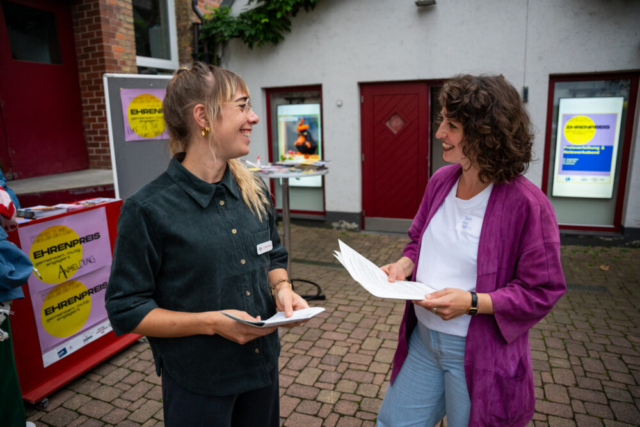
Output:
top-left (18, 208), bottom-right (114, 367)
top-left (120, 88), bottom-right (170, 142)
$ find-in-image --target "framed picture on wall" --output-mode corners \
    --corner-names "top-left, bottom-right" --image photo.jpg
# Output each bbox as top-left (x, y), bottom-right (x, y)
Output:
top-left (277, 104), bottom-right (322, 188)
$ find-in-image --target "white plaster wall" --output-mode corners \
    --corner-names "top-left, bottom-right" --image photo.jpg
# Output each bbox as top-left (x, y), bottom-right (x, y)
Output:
top-left (223, 0), bottom-right (640, 227)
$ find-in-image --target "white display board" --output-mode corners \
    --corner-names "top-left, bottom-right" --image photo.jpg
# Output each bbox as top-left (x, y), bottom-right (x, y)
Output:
top-left (552, 97), bottom-right (624, 199)
top-left (103, 74), bottom-right (173, 200)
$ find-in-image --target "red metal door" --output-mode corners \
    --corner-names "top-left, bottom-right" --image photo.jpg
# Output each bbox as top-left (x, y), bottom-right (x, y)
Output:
top-left (0, 0), bottom-right (88, 179)
top-left (361, 83), bottom-right (429, 231)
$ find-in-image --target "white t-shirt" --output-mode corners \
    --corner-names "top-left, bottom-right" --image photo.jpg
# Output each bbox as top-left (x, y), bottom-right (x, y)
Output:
top-left (414, 178), bottom-right (493, 337)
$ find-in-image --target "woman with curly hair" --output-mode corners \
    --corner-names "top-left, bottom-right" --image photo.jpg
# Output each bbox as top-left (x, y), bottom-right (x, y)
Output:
top-left (377, 75), bottom-right (566, 427)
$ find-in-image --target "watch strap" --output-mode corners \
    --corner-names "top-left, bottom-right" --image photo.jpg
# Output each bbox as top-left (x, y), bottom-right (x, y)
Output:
top-left (467, 291), bottom-right (478, 315)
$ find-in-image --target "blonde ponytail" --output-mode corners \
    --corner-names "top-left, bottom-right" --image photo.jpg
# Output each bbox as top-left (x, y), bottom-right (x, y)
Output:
top-left (228, 159), bottom-right (270, 222)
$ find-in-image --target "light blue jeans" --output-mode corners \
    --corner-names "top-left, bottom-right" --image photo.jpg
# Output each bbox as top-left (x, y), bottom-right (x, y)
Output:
top-left (377, 323), bottom-right (471, 427)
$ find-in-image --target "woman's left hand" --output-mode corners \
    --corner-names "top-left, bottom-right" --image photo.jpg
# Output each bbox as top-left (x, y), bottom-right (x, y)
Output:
top-left (274, 285), bottom-right (310, 328)
top-left (413, 288), bottom-right (472, 321)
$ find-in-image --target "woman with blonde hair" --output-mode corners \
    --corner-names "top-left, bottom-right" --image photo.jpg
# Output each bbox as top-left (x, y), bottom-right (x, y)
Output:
top-left (106, 62), bottom-right (308, 426)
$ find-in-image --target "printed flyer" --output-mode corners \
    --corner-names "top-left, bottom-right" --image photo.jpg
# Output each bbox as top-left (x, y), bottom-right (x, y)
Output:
top-left (552, 97), bottom-right (624, 199)
top-left (18, 208), bottom-right (113, 367)
top-left (120, 88), bottom-right (169, 142)
top-left (35, 268), bottom-right (112, 367)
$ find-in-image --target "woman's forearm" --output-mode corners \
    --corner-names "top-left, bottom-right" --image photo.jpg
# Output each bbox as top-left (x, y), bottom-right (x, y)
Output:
top-left (477, 293), bottom-right (494, 315)
top-left (131, 308), bottom-right (217, 338)
top-left (132, 269), bottom-right (294, 338)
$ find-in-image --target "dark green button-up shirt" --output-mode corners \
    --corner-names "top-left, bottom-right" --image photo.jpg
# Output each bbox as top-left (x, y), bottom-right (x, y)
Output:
top-left (106, 155), bottom-right (287, 396)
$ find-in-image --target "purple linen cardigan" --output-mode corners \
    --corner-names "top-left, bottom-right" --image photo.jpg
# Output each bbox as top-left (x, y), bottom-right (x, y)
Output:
top-left (391, 165), bottom-right (566, 427)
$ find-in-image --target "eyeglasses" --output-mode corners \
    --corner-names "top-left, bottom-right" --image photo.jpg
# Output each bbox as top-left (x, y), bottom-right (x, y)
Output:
top-left (224, 98), bottom-right (253, 118)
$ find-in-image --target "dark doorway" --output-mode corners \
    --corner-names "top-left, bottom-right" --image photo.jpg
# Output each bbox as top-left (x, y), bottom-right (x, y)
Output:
top-left (0, 0), bottom-right (88, 179)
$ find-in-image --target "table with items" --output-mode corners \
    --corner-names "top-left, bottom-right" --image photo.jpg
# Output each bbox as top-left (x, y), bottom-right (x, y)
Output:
top-left (253, 162), bottom-right (328, 301)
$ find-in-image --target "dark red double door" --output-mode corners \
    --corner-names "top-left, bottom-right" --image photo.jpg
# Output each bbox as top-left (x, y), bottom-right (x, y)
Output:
top-left (361, 83), bottom-right (430, 232)
top-left (0, 0), bottom-right (87, 179)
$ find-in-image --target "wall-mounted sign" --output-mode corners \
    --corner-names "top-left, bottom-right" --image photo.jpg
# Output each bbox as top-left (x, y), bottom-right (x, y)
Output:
top-left (18, 208), bottom-right (113, 367)
top-left (277, 104), bottom-right (322, 188)
top-left (552, 97), bottom-right (624, 199)
top-left (120, 88), bottom-right (169, 141)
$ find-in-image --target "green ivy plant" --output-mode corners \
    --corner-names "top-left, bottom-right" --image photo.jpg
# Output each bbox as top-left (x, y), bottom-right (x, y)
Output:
top-left (199, 0), bottom-right (321, 65)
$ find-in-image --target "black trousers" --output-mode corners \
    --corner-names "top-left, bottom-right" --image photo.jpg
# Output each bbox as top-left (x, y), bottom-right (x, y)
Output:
top-left (162, 365), bottom-right (280, 427)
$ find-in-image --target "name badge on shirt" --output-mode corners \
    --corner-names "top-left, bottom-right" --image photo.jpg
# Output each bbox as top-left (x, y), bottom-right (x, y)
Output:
top-left (257, 240), bottom-right (273, 255)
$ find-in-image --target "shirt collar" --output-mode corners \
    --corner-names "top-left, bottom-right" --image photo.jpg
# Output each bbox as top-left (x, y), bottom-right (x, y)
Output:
top-left (167, 154), bottom-right (240, 208)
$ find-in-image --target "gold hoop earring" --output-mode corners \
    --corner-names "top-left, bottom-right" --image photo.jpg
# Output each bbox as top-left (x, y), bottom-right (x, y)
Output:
top-left (201, 127), bottom-right (210, 137)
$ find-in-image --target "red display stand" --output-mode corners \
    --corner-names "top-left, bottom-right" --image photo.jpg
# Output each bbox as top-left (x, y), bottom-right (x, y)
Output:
top-left (7, 200), bottom-right (140, 406)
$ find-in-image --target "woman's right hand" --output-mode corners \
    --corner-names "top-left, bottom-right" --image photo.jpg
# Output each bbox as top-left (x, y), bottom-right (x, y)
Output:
top-left (380, 257), bottom-right (415, 283)
top-left (206, 310), bottom-right (277, 345)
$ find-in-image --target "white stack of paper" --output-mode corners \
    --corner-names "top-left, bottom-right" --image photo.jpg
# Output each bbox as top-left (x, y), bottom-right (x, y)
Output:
top-left (222, 307), bottom-right (326, 328)
top-left (334, 240), bottom-right (436, 300)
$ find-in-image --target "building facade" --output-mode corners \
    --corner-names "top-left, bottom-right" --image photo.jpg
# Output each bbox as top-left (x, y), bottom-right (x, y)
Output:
top-left (2, 0), bottom-right (639, 239)
top-left (220, 0), bottom-right (640, 239)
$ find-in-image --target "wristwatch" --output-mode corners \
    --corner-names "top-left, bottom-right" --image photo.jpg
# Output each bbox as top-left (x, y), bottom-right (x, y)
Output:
top-left (466, 291), bottom-right (478, 315)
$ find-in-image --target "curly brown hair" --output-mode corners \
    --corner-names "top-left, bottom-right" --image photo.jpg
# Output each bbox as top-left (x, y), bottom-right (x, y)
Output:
top-left (438, 75), bottom-right (533, 183)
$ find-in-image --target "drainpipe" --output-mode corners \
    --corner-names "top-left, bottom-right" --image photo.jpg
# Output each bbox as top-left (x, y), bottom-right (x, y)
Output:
top-left (191, 0), bottom-right (204, 20)
top-left (192, 0), bottom-right (235, 64)
top-left (191, 0), bottom-right (206, 62)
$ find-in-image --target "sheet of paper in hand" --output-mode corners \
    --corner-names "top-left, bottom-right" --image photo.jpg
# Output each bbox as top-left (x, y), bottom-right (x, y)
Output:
top-left (222, 307), bottom-right (326, 328)
top-left (334, 240), bottom-right (436, 300)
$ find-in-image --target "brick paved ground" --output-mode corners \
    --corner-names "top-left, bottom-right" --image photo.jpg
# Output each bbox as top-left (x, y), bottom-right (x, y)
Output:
top-left (25, 225), bottom-right (640, 427)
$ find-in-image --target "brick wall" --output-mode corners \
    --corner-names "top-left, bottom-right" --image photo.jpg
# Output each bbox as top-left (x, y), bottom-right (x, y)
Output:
top-left (69, 0), bottom-right (216, 170)
top-left (71, 0), bottom-right (137, 170)
top-left (176, 0), bottom-right (220, 66)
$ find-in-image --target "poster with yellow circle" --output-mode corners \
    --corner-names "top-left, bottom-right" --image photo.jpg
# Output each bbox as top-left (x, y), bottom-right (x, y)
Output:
top-left (41, 280), bottom-right (92, 338)
top-left (120, 88), bottom-right (170, 142)
top-left (35, 268), bottom-right (111, 367)
top-left (551, 97), bottom-right (624, 199)
top-left (18, 207), bottom-right (114, 367)
top-left (29, 225), bottom-right (83, 285)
